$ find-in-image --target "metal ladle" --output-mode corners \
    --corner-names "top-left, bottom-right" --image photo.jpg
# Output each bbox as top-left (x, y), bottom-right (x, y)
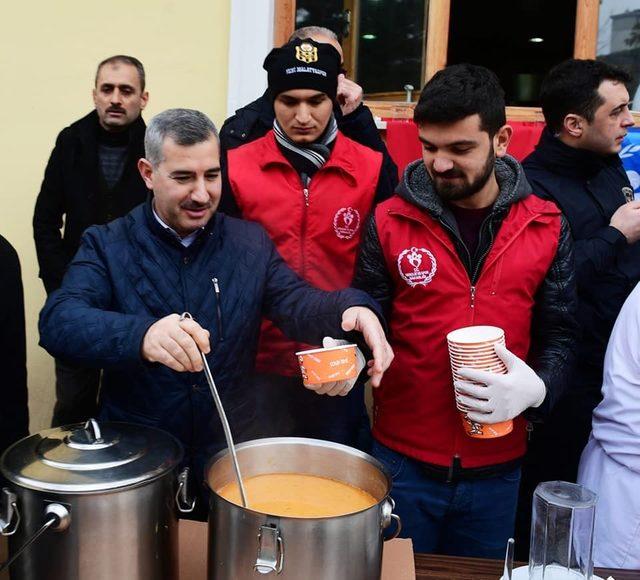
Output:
top-left (180, 312), bottom-right (248, 508)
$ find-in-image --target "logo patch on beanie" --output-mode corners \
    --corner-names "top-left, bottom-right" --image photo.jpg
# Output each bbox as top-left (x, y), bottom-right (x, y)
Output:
top-left (296, 43), bottom-right (318, 64)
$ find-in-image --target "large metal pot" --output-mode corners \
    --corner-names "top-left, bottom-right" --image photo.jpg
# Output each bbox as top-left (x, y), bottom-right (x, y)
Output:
top-left (0, 419), bottom-right (190, 580)
top-left (206, 437), bottom-right (401, 580)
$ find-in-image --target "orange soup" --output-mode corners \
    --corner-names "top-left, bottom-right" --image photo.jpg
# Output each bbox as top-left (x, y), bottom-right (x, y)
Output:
top-left (217, 473), bottom-right (377, 517)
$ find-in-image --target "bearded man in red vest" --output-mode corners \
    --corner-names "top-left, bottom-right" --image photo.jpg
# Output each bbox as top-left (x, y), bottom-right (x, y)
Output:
top-left (224, 39), bottom-right (390, 449)
top-left (353, 64), bottom-right (578, 557)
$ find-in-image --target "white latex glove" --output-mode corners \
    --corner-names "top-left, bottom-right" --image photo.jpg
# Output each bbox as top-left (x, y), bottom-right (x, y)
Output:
top-left (453, 343), bottom-right (546, 424)
top-left (303, 337), bottom-right (366, 397)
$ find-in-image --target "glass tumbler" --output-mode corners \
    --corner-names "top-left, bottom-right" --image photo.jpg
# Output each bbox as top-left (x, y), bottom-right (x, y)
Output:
top-left (529, 481), bottom-right (597, 580)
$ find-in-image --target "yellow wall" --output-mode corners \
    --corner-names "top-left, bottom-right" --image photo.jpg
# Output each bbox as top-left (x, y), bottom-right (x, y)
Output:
top-left (0, 0), bottom-right (231, 432)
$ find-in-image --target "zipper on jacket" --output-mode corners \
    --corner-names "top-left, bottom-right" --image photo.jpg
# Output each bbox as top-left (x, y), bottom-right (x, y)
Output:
top-left (526, 421), bottom-right (534, 441)
top-left (300, 180), bottom-right (310, 279)
top-left (212, 277), bottom-right (224, 342)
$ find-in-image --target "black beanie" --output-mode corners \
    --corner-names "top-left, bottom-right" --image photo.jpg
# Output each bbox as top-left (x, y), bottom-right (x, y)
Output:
top-left (263, 39), bottom-right (340, 100)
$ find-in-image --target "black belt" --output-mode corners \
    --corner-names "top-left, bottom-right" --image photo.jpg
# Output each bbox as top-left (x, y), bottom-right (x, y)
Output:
top-left (420, 456), bottom-right (522, 483)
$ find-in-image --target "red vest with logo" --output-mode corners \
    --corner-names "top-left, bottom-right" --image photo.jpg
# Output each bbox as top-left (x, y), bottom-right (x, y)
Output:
top-left (228, 130), bottom-right (382, 375)
top-left (373, 193), bottom-right (561, 468)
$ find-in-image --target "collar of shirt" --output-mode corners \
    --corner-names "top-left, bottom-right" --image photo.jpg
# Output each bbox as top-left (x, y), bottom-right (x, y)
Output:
top-left (151, 203), bottom-right (203, 248)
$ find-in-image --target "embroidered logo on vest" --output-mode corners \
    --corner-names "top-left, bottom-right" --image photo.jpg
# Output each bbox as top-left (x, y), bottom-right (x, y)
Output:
top-left (333, 207), bottom-right (361, 240)
top-left (397, 247), bottom-right (437, 287)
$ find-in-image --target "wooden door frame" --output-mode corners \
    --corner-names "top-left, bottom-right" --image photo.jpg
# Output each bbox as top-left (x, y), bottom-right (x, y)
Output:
top-left (273, 0), bottom-right (640, 122)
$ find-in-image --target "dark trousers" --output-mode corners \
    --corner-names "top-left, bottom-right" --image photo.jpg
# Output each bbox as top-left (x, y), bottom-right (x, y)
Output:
top-left (51, 359), bottom-right (101, 427)
top-left (252, 372), bottom-right (372, 452)
top-left (372, 439), bottom-right (521, 558)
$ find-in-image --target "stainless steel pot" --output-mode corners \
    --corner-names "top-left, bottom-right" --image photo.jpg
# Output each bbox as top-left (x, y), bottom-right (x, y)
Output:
top-left (206, 437), bottom-right (401, 580)
top-left (0, 419), bottom-right (189, 580)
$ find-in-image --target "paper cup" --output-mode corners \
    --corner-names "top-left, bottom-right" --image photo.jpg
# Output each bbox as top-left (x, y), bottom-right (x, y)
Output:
top-left (296, 344), bottom-right (358, 386)
top-left (447, 325), bottom-right (512, 439)
top-left (446, 325), bottom-right (505, 346)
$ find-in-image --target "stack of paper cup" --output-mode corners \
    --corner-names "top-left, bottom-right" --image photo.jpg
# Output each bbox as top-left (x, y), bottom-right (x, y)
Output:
top-left (446, 325), bottom-right (513, 439)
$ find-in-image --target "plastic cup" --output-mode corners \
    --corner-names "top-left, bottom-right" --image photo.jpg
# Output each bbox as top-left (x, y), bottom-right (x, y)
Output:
top-left (296, 344), bottom-right (358, 386)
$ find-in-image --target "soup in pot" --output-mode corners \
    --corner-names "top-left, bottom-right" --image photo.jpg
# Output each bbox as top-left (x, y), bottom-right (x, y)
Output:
top-left (217, 473), bottom-right (377, 517)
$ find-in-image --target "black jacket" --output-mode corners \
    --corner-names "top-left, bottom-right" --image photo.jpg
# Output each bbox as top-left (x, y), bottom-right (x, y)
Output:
top-left (354, 156), bottom-right (578, 419)
top-left (33, 110), bottom-right (148, 293)
top-left (0, 235), bottom-right (29, 453)
top-left (218, 91), bottom-right (398, 215)
top-left (523, 129), bottom-right (640, 406)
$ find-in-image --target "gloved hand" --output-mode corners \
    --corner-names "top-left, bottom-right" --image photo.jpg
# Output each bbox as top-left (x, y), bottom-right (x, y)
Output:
top-left (303, 337), bottom-right (366, 397)
top-left (453, 343), bottom-right (546, 424)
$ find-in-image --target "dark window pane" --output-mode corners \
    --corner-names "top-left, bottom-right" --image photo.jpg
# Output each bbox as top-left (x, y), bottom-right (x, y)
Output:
top-left (295, 1), bottom-right (349, 40)
top-left (597, 2), bottom-right (640, 111)
top-left (356, 0), bottom-right (427, 95)
top-left (447, 0), bottom-right (576, 106)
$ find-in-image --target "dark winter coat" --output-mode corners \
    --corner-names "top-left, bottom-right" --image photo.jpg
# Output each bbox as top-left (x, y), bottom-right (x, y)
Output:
top-left (39, 203), bottom-right (382, 488)
top-left (523, 128), bottom-right (640, 411)
top-left (33, 110), bottom-right (148, 293)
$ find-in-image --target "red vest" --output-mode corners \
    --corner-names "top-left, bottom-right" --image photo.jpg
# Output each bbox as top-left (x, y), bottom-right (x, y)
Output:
top-left (228, 131), bottom-right (382, 375)
top-left (373, 194), bottom-right (561, 468)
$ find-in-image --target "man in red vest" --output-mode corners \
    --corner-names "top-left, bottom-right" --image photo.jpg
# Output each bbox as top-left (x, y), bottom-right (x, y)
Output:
top-left (353, 64), bottom-right (578, 557)
top-left (224, 39), bottom-right (390, 448)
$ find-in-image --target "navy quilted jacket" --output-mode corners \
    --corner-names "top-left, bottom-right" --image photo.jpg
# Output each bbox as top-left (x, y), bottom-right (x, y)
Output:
top-left (39, 202), bottom-right (381, 480)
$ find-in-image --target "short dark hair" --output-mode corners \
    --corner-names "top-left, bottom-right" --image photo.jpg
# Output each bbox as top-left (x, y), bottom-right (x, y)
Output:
top-left (413, 64), bottom-right (506, 136)
top-left (540, 59), bottom-right (631, 133)
top-left (95, 55), bottom-right (146, 92)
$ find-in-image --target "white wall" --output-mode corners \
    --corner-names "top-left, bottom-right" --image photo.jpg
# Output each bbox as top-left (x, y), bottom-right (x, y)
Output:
top-left (227, 0), bottom-right (275, 115)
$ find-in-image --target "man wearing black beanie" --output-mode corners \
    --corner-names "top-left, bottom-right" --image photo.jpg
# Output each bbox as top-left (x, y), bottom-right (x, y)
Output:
top-left (219, 26), bottom-right (397, 215)
top-left (225, 38), bottom-right (391, 450)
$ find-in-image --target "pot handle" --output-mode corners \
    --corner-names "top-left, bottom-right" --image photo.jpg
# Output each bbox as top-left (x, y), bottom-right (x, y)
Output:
top-left (0, 488), bottom-right (20, 536)
top-left (0, 502), bottom-right (70, 573)
top-left (254, 524), bottom-right (284, 575)
top-left (381, 497), bottom-right (402, 542)
top-left (175, 467), bottom-right (196, 513)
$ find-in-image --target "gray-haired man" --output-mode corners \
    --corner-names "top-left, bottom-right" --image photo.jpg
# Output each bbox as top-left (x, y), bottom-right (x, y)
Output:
top-left (39, 108), bottom-right (394, 517)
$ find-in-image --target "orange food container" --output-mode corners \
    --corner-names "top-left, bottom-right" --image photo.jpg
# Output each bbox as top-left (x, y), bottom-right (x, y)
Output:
top-left (296, 344), bottom-right (358, 386)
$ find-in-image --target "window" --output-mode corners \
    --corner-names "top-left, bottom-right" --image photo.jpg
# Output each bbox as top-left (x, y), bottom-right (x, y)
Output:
top-left (447, 0), bottom-right (576, 106)
top-left (597, 1), bottom-right (640, 111)
top-left (276, 0), bottom-right (640, 120)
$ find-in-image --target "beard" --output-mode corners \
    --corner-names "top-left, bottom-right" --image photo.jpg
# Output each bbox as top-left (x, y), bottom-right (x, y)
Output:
top-left (431, 149), bottom-right (495, 202)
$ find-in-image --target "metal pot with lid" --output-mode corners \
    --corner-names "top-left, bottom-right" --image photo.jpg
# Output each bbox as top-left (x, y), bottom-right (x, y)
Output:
top-left (0, 419), bottom-right (192, 579)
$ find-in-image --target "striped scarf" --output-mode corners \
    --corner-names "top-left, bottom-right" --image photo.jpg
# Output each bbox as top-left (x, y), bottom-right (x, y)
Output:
top-left (273, 115), bottom-right (338, 184)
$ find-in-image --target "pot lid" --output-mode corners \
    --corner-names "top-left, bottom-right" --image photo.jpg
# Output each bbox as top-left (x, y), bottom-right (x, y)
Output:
top-left (0, 419), bottom-right (183, 493)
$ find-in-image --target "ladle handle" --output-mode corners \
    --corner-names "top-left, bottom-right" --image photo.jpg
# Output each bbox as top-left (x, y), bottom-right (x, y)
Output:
top-left (179, 312), bottom-right (249, 508)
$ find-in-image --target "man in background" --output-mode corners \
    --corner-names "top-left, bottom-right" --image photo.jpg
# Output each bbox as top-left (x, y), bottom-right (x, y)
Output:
top-left (219, 25), bottom-right (397, 215)
top-left (224, 38), bottom-right (389, 449)
top-left (518, 59), bottom-right (639, 554)
top-left (33, 55), bottom-right (149, 427)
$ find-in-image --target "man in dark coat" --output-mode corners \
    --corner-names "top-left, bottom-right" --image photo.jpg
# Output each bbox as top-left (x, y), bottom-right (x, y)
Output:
top-left (0, 235), bottom-right (29, 454)
top-left (218, 26), bottom-right (397, 215)
top-left (38, 108), bottom-right (394, 517)
top-left (33, 55), bottom-right (149, 427)
top-left (517, 58), bottom-right (639, 556)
